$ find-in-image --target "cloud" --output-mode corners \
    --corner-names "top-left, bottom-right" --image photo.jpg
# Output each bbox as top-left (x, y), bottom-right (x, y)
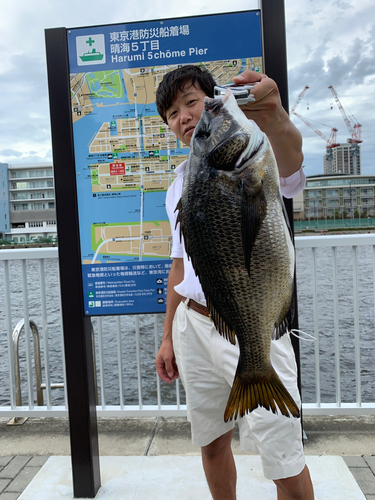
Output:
top-left (0, 149), bottom-right (23, 157)
top-left (0, 0), bottom-right (374, 177)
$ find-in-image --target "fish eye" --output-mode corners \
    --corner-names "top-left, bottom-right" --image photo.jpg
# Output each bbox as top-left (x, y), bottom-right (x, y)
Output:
top-left (195, 120), bottom-right (211, 139)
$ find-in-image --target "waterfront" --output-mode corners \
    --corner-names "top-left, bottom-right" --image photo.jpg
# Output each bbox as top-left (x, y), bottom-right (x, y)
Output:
top-left (0, 243), bottom-right (374, 407)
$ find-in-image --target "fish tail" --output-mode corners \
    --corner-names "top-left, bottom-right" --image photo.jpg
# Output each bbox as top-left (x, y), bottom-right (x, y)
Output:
top-left (224, 367), bottom-right (300, 422)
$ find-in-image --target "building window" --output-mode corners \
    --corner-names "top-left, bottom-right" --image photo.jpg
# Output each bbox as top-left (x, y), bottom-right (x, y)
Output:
top-left (326, 189), bottom-right (339, 197)
top-left (309, 190), bottom-right (322, 198)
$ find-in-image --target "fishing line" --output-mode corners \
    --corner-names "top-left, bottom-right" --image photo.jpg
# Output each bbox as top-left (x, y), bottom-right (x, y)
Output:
top-left (289, 329), bottom-right (317, 342)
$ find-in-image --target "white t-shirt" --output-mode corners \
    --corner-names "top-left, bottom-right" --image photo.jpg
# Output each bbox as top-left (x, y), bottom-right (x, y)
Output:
top-left (166, 160), bottom-right (306, 304)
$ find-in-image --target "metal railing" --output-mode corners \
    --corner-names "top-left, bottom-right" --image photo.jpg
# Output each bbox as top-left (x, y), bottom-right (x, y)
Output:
top-left (0, 234), bottom-right (374, 418)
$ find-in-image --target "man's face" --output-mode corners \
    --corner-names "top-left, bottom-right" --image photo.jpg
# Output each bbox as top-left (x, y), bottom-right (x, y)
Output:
top-left (165, 81), bottom-right (207, 147)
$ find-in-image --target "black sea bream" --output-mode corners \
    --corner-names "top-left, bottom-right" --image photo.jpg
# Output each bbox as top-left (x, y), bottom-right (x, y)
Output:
top-left (175, 89), bottom-right (300, 422)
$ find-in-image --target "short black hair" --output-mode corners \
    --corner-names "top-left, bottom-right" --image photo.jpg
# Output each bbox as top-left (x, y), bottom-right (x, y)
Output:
top-left (156, 65), bottom-right (217, 123)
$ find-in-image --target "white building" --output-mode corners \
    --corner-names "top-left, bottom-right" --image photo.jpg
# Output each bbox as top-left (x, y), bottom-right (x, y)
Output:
top-left (6, 163), bottom-right (57, 242)
top-left (324, 143), bottom-right (361, 175)
top-left (303, 174), bottom-right (375, 219)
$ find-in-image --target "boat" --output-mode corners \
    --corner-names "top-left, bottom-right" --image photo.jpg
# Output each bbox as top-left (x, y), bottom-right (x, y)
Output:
top-left (80, 49), bottom-right (104, 62)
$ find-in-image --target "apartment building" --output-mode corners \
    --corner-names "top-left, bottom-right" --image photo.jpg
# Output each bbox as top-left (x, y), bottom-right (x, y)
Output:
top-left (5, 162), bottom-right (57, 242)
top-left (0, 163), bottom-right (10, 238)
top-left (303, 174), bottom-right (375, 219)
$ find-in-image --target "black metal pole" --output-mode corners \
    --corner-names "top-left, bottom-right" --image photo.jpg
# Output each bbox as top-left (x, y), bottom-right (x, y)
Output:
top-left (45, 27), bottom-right (101, 497)
top-left (261, 0), bottom-right (303, 407)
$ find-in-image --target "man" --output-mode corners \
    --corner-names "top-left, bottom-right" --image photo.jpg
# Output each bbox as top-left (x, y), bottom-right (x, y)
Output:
top-left (155, 65), bottom-right (314, 500)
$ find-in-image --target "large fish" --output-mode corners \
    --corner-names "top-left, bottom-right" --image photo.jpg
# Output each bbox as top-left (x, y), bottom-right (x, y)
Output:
top-left (175, 89), bottom-right (300, 422)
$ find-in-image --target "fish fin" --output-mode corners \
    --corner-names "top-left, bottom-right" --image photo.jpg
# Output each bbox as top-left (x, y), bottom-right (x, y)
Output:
top-left (280, 191), bottom-right (293, 242)
top-left (174, 199), bottom-right (184, 244)
top-left (206, 296), bottom-right (236, 345)
top-left (241, 181), bottom-right (267, 275)
top-left (273, 287), bottom-right (296, 340)
top-left (224, 366), bottom-right (300, 422)
top-left (271, 192), bottom-right (296, 340)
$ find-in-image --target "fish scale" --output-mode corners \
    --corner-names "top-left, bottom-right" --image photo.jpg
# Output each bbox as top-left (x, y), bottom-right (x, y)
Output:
top-left (176, 89), bottom-right (300, 422)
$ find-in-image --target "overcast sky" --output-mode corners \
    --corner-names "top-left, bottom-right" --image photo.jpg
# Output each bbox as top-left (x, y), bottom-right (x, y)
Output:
top-left (0, 0), bottom-right (373, 177)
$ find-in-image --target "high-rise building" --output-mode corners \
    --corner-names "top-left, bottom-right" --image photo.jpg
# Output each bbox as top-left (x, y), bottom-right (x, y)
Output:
top-left (5, 162), bottom-right (57, 242)
top-left (324, 143), bottom-right (361, 175)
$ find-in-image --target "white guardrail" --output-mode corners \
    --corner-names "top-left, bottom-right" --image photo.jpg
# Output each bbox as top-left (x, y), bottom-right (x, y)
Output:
top-left (0, 233), bottom-right (375, 418)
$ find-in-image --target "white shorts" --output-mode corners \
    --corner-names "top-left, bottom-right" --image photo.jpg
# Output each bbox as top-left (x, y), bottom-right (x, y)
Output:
top-left (172, 299), bottom-right (305, 481)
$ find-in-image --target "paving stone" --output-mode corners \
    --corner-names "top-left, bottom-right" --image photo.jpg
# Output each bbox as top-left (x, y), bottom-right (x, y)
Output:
top-left (0, 480), bottom-right (11, 494)
top-left (27, 456), bottom-right (48, 467)
top-left (344, 456), bottom-right (368, 467)
top-left (364, 456), bottom-right (375, 474)
top-left (0, 493), bottom-right (20, 500)
top-left (0, 459), bottom-right (12, 469)
top-left (349, 467), bottom-right (375, 495)
top-left (5, 467), bottom-right (40, 493)
top-left (0, 457), bottom-right (31, 480)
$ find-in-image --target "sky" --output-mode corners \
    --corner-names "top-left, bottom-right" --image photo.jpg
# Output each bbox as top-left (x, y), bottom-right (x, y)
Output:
top-left (0, 0), bottom-right (374, 177)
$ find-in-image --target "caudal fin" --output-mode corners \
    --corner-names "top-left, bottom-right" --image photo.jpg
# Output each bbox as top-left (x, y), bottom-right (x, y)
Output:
top-left (224, 367), bottom-right (300, 422)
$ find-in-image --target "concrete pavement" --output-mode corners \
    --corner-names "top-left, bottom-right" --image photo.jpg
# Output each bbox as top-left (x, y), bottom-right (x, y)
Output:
top-left (0, 415), bottom-right (374, 499)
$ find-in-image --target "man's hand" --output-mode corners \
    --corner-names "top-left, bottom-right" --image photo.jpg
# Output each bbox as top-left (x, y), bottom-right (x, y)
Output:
top-left (233, 70), bottom-right (286, 138)
top-left (233, 70), bottom-right (303, 178)
top-left (155, 337), bottom-right (179, 383)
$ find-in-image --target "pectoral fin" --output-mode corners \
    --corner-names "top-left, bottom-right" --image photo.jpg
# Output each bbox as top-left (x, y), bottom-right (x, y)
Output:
top-left (240, 180), bottom-right (267, 276)
top-left (273, 287), bottom-right (295, 340)
top-left (272, 192), bottom-right (296, 339)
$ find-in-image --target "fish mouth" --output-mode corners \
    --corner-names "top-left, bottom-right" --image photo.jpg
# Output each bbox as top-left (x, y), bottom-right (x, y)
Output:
top-left (207, 131), bottom-right (264, 172)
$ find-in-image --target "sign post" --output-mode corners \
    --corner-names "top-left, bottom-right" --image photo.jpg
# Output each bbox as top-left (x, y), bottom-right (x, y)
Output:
top-left (45, 28), bottom-right (101, 498)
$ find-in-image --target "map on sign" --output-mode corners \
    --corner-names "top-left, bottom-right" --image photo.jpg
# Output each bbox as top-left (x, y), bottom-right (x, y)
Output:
top-left (70, 59), bottom-right (263, 266)
top-left (66, 11), bottom-right (263, 315)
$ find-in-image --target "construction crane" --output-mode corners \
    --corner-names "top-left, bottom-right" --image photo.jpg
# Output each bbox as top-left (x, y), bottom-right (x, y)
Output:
top-left (328, 85), bottom-right (362, 144)
top-left (328, 85), bottom-right (362, 174)
top-left (291, 86), bottom-right (339, 174)
top-left (291, 86), bottom-right (340, 149)
top-left (290, 85), bottom-right (309, 114)
top-left (293, 112), bottom-right (340, 149)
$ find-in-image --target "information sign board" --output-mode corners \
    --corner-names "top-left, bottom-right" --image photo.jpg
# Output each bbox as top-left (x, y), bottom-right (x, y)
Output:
top-left (66, 11), bottom-right (263, 315)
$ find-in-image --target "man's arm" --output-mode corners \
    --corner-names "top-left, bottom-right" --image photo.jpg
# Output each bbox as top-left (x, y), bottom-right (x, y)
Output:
top-left (233, 71), bottom-right (303, 179)
top-left (155, 257), bottom-right (184, 383)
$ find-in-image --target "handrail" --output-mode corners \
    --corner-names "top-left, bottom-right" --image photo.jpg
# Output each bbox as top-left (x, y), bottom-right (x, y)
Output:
top-left (1, 235), bottom-right (375, 417)
top-left (12, 320), bottom-right (43, 406)
top-left (11, 318), bottom-right (98, 407)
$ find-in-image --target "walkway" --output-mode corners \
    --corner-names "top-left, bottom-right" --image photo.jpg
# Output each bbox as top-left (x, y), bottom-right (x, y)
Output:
top-left (0, 415), bottom-right (374, 499)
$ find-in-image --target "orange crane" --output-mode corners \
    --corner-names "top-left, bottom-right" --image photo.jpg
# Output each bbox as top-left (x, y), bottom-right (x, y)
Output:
top-left (328, 85), bottom-right (362, 144)
top-left (293, 112), bottom-right (339, 149)
top-left (291, 86), bottom-right (340, 149)
top-left (290, 85), bottom-right (309, 114)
